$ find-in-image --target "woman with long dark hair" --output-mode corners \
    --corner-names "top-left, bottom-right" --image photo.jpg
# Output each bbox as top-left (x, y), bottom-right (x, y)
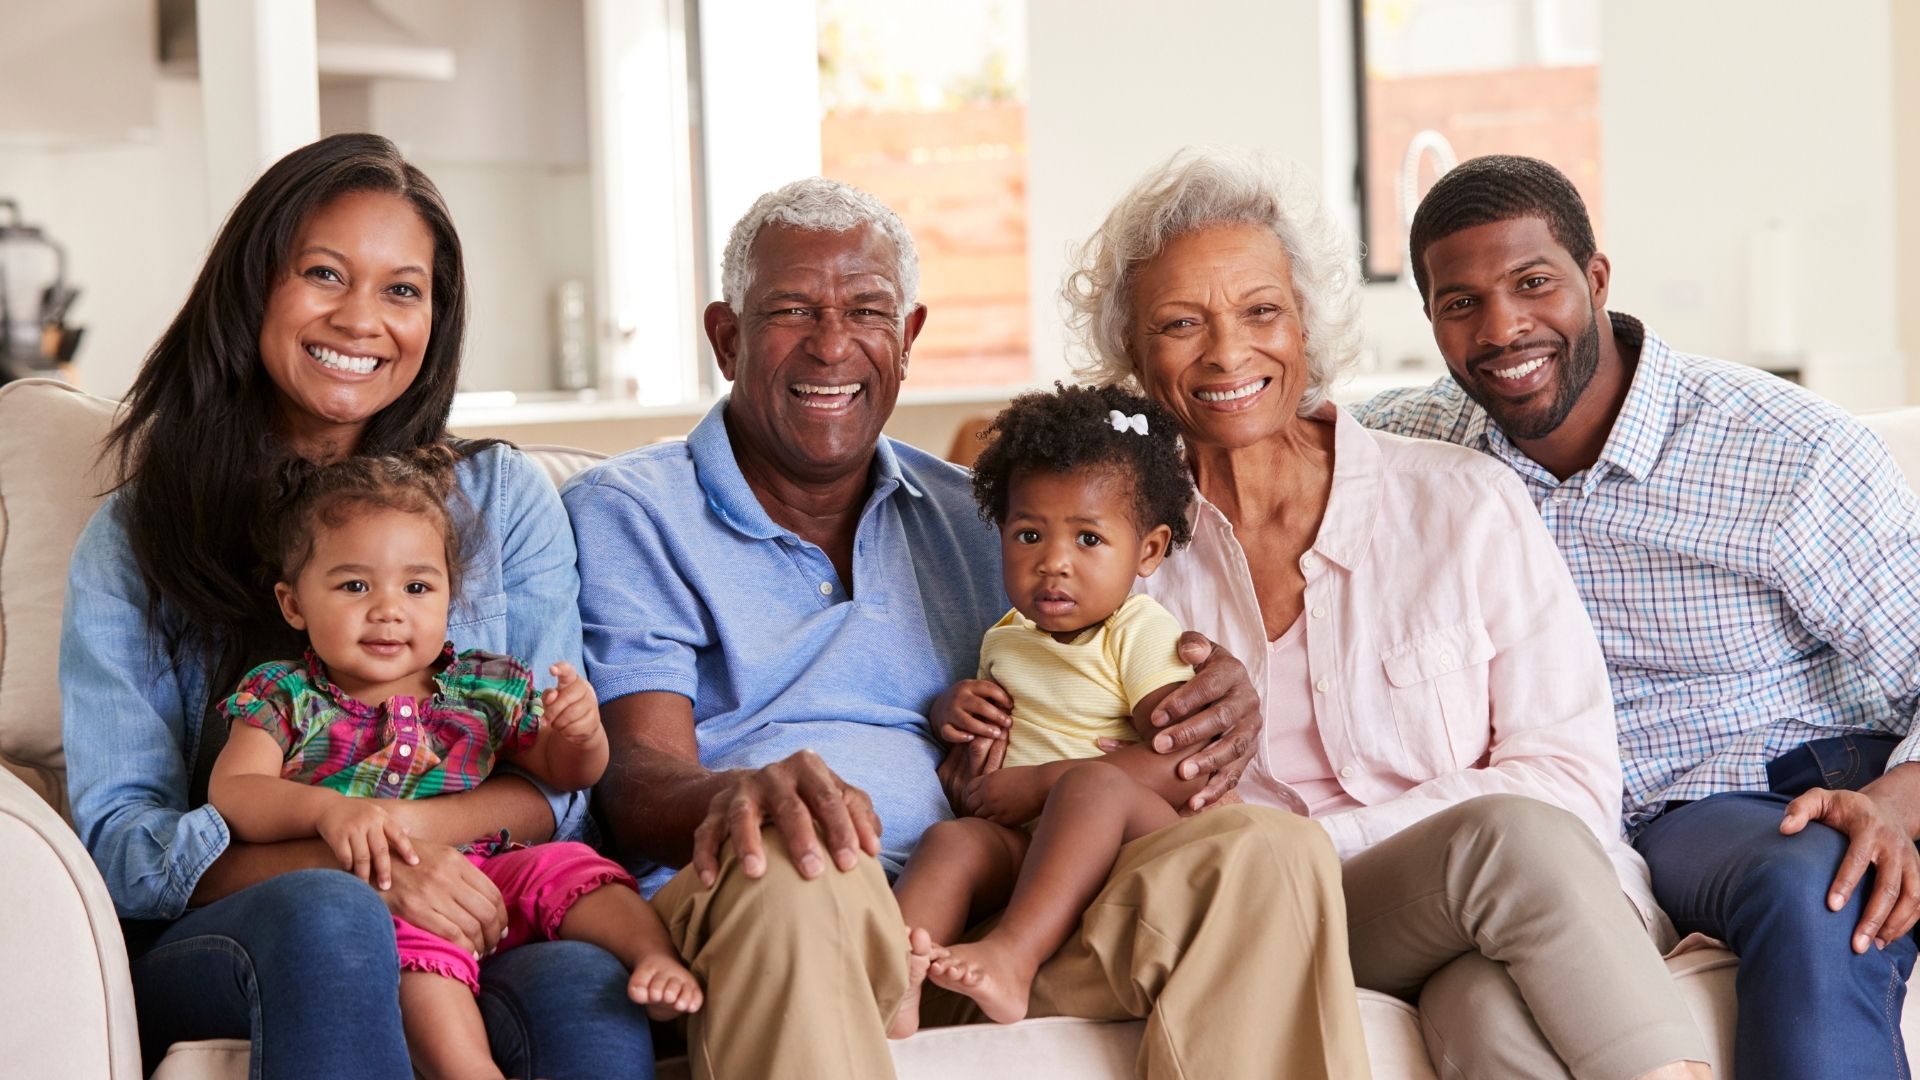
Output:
top-left (59, 133), bottom-right (654, 1078)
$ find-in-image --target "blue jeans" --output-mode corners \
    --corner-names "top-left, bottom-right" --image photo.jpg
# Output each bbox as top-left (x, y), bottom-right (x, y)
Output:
top-left (1636, 735), bottom-right (1917, 1080)
top-left (126, 869), bottom-right (654, 1079)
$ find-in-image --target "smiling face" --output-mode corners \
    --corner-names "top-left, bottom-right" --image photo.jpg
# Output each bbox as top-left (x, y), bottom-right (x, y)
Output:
top-left (706, 222), bottom-right (928, 485)
top-left (1001, 467), bottom-right (1172, 642)
top-left (258, 189), bottom-right (435, 462)
top-left (1422, 216), bottom-right (1610, 441)
top-left (1128, 224), bottom-right (1310, 453)
top-left (275, 505), bottom-right (450, 706)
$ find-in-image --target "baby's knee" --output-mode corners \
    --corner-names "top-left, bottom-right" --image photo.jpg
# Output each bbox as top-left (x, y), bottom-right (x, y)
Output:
top-left (1048, 759), bottom-right (1137, 804)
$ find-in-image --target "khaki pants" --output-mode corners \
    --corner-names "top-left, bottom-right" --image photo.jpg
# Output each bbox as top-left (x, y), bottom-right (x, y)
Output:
top-left (654, 804), bottom-right (1371, 1079)
top-left (1342, 794), bottom-right (1708, 1080)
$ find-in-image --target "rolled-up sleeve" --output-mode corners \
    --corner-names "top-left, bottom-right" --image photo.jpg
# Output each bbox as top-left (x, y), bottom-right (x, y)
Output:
top-left (61, 507), bottom-right (231, 920)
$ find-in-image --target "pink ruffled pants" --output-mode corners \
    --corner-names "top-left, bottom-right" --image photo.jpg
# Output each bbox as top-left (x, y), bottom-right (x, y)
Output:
top-left (393, 841), bottom-right (636, 992)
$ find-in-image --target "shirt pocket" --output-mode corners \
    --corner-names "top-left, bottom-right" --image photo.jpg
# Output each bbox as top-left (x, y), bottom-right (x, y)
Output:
top-left (448, 589), bottom-right (508, 650)
top-left (1380, 619), bottom-right (1495, 780)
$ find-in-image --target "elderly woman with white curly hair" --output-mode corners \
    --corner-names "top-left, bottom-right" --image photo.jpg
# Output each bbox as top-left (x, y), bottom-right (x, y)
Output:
top-left (1065, 149), bottom-right (1712, 1080)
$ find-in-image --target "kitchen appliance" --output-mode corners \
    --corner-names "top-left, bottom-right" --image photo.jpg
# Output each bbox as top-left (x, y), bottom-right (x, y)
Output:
top-left (0, 199), bottom-right (83, 383)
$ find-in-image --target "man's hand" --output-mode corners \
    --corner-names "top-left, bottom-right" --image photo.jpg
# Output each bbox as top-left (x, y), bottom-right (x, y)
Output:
top-left (689, 750), bottom-right (882, 888)
top-left (938, 728), bottom-right (1007, 815)
top-left (932, 678), bottom-right (1014, 744)
top-left (962, 765), bottom-right (1048, 826)
top-left (1140, 632), bottom-right (1262, 810)
top-left (1781, 786), bottom-right (1920, 952)
top-left (316, 796), bottom-right (417, 889)
top-left (381, 841), bottom-right (508, 958)
top-left (541, 661), bottom-right (603, 746)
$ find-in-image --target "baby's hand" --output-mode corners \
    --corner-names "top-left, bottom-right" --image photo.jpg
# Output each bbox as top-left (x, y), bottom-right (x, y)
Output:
top-left (628, 951), bottom-right (704, 1021)
top-left (935, 678), bottom-right (1013, 744)
top-left (316, 796), bottom-right (417, 890)
top-left (541, 662), bottom-right (603, 746)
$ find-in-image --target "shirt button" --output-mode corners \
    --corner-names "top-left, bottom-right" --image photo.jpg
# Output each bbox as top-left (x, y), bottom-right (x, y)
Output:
top-left (818, 581), bottom-right (832, 595)
top-left (1314, 678), bottom-right (1329, 693)
top-left (386, 772), bottom-right (400, 784)
top-left (1439, 653), bottom-right (1455, 666)
top-left (399, 744), bottom-right (413, 757)
top-left (1311, 606), bottom-right (1326, 619)
top-left (1301, 554), bottom-right (1319, 571)
top-left (398, 704), bottom-right (412, 717)
top-left (1339, 765), bottom-right (1356, 779)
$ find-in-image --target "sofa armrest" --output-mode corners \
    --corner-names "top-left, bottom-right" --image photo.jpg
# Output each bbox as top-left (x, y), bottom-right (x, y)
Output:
top-left (0, 767), bottom-right (143, 1079)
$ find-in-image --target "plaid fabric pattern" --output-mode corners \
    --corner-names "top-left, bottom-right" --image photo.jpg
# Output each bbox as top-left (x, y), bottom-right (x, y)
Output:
top-left (220, 645), bottom-right (543, 800)
top-left (1353, 313), bottom-right (1920, 830)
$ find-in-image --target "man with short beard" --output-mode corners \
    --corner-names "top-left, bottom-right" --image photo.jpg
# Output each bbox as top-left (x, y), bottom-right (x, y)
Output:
top-left (1356, 153), bottom-right (1920, 1079)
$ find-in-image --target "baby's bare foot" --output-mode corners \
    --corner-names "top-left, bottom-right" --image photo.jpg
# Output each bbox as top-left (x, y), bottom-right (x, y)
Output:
top-left (628, 954), bottom-right (704, 1022)
top-left (888, 927), bottom-right (939, 1039)
top-left (927, 939), bottom-right (1034, 1025)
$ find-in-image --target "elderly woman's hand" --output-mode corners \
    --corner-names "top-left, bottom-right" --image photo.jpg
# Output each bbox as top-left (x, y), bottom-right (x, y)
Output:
top-left (1134, 632), bottom-right (1262, 810)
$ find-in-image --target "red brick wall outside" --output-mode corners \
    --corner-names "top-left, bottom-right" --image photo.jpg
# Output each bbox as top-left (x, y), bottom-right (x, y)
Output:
top-left (1364, 65), bottom-right (1603, 277)
top-left (821, 103), bottom-right (1032, 389)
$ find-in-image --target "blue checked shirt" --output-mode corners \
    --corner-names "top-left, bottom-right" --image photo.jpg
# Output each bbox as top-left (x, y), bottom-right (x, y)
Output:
top-left (1352, 313), bottom-right (1920, 831)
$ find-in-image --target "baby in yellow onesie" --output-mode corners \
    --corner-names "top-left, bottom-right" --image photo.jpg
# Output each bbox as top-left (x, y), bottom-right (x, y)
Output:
top-left (890, 383), bottom-right (1197, 1036)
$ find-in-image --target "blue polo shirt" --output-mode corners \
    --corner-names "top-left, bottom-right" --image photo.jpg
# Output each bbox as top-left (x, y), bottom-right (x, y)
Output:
top-left (562, 398), bottom-right (1006, 893)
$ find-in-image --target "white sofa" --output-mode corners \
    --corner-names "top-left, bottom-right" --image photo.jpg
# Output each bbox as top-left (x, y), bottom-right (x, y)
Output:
top-left (3, 374), bottom-right (1917, 1079)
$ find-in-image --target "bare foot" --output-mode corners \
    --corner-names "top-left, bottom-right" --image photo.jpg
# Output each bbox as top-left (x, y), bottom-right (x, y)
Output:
top-left (926, 939), bottom-right (1035, 1025)
top-left (888, 927), bottom-right (939, 1039)
top-left (628, 952), bottom-right (705, 1022)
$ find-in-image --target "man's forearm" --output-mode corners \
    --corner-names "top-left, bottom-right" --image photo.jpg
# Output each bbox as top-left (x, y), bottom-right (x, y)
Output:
top-left (600, 751), bottom-right (739, 869)
top-left (1864, 761), bottom-right (1920, 838)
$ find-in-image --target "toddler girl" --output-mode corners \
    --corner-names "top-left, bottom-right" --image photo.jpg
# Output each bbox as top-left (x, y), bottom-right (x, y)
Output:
top-left (890, 383), bottom-right (1200, 1036)
top-left (207, 447), bottom-right (698, 1080)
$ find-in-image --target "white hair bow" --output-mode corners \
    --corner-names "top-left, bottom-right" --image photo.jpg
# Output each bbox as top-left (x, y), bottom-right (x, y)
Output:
top-left (1108, 410), bottom-right (1149, 435)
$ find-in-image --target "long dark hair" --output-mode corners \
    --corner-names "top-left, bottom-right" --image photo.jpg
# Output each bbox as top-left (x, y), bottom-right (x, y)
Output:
top-left (103, 132), bottom-right (470, 670)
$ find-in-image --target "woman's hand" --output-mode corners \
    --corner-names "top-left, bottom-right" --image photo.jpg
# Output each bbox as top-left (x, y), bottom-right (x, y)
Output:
top-left (932, 678), bottom-right (1014, 744)
top-left (315, 796), bottom-right (417, 889)
top-left (962, 765), bottom-right (1048, 826)
top-left (938, 729), bottom-right (1007, 815)
top-left (1142, 633), bottom-right (1263, 810)
top-left (381, 841), bottom-right (509, 958)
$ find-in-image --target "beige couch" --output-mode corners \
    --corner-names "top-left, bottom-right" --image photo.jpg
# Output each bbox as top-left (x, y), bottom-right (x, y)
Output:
top-left (2, 374), bottom-right (1916, 1079)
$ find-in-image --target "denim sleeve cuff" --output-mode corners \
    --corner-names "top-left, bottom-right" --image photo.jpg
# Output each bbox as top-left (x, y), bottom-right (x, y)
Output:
top-left (162, 803), bottom-right (233, 919)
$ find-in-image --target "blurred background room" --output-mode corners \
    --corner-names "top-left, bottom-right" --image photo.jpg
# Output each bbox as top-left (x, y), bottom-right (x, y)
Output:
top-left (0, 0), bottom-right (1915, 458)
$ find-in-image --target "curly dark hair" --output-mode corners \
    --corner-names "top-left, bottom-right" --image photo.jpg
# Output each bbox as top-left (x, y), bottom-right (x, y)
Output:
top-left (1408, 154), bottom-right (1596, 306)
top-left (256, 444), bottom-right (474, 602)
top-left (971, 383), bottom-right (1194, 548)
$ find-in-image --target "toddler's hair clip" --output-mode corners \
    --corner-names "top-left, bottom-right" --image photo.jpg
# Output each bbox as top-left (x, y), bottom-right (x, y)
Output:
top-left (1108, 410), bottom-right (1149, 435)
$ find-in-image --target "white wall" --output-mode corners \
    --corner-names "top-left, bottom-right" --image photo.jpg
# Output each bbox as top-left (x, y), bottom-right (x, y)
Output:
top-left (0, 77), bottom-right (211, 398)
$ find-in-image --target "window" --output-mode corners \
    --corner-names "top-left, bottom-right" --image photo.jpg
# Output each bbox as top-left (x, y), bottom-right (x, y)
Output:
top-left (817, 0), bottom-right (1031, 390)
top-left (1354, 0), bottom-right (1603, 280)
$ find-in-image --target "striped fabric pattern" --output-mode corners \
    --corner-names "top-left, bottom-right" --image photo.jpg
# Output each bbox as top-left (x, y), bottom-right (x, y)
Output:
top-left (220, 645), bottom-right (543, 800)
top-left (1352, 313), bottom-right (1920, 830)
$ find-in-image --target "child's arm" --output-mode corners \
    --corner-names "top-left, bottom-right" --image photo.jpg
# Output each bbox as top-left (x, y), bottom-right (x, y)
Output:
top-left (207, 724), bottom-right (417, 887)
top-left (507, 662), bottom-right (610, 792)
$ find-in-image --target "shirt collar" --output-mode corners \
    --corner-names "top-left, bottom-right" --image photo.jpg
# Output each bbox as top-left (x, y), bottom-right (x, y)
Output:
top-left (1188, 403), bottom-right (1380, 573)
top-left (303, 642), bottom-right (457, 718)
top-left (1586, 312), bottom-right (1673, 483)
top-left (687, 395), bottom-right (922, 542)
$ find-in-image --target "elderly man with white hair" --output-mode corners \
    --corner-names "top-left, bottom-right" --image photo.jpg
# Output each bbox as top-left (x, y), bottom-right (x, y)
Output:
top-left (560, 177), bottom-right (1371, 1077)
top-left (1070, 148), bottom-right (1711, 1079)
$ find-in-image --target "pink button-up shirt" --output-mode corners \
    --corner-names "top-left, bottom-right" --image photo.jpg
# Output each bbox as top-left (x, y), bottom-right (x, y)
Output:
top-left (1145, 405), bottom-right (1668, 939)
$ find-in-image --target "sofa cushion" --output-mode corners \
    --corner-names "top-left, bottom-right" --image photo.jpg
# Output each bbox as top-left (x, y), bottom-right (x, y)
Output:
top-left (0, 378), bottom-right (119, 818)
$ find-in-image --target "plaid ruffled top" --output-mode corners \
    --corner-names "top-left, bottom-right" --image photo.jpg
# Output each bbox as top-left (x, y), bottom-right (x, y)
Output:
top-left (218, 645), bottom-right (543, 800)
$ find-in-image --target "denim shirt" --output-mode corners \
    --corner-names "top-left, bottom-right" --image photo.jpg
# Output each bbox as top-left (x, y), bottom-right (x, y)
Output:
top-left (61, 443), bottom-right (587, 921)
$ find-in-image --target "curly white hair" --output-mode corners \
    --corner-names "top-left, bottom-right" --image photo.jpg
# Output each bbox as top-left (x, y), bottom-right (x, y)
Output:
top-left (720, 177), bottom-right (920, 316)
top-left (1063, 148), bottom-right (1363, 416)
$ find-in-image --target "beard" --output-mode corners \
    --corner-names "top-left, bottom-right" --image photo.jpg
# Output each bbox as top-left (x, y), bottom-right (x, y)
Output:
top-left (1455, 309), bottom-right (1602, 442)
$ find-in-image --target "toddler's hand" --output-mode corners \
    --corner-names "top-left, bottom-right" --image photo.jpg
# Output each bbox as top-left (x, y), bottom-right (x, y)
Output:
top-left (317, 796), bottom-right (417, 889)
top-left (935, 678), bottom-right (1014, 744)
top-left (541, 662), bottom-right (603, 746)
top-left (628, 951), bottom-right (704, 1021)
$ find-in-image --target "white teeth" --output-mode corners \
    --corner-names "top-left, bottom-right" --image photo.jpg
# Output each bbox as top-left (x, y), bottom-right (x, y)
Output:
top-left (793, 383), bottom-right (861, 407)
top-left (1491, 357), bottom-right (1548, 380)
top-left (1196, 379), bottom-right (1268, 402)
top-left (305, 344), bottom-right (379, 375)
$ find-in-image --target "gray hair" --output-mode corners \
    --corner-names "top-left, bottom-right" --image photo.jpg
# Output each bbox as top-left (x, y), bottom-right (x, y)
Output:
top-left (1063, 148), bottom-right (1363, 416)
top-left (720, 176), bottom-right (920, 316)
